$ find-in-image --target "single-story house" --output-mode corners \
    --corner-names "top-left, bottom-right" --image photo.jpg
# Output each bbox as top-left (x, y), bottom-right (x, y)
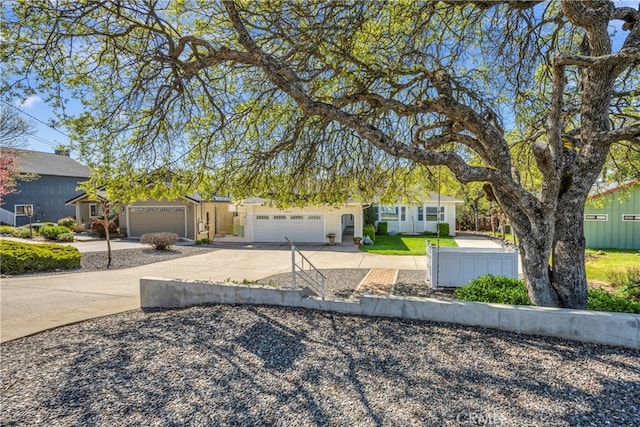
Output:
top-left (372, 192), bottom-right (463, 236)
top-left (0, 148), bottom-right (90, 226)
top-left (66, 193), bottom-right (235, 241)
top-left (584, 181), bottom-right (639, 249)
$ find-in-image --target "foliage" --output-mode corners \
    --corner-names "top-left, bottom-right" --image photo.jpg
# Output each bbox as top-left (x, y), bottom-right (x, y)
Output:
top-left (140, 232), bottom-right (179, 251)
top-left (359, 234), bottom-right (457, 255)
top-left (90, 219), bottom-right (118, 238)
top-left (377, 222), bottom-right (388, 236)
top-left (9, 227), bottom-right (31, 238)
top-left (56, 232), bottom-right (75, 242)
top-left (363, 206), bottom-right (377, 226)
top-left (0, 239), bottom-right (81, 274)
top-left (4, 1), bottom-right (640, 308)
top-left (57, 217), bottom-right (76, 229)
top-left (454, 275), bottom-right (640, 313)
top-left (437, 223), bottom-right (450, 236)
top-left (607, 267), bottom-right (640, 301)
top-left (363, 224), bottom-right (376, 242)
top-left (454, 275), bottom-right (532, 306)
top-left (195, 238), bottom-right (211, 245)
top-left (586, 288), bottom-right (640, 314)
top-left (0, 106), bottom-right (38, 200)
top-left (39, 225), bottom-right (72, 241)
top-left (0, 225), bottom-right (15, 234)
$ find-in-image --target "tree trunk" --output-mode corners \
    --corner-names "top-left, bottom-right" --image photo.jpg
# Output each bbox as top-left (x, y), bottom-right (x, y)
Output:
top-left (517, 234), bottom-right (560, 307)
top-left (550, 191), bottom-right (589, 309)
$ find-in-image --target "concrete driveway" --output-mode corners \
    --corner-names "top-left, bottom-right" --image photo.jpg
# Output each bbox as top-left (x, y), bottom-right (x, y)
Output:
top-left (1, 233), bottom-right (500, 342)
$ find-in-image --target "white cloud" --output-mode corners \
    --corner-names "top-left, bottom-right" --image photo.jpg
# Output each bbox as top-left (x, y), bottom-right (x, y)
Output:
top-left (18, 95), bottom-right (43, 109)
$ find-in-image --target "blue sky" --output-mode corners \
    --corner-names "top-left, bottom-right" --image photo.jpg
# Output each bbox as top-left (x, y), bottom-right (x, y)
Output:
top-left (4, 0), bottom-right (638, 160)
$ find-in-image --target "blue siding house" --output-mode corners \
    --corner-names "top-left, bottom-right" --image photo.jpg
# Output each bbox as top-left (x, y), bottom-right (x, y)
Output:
top-left (584, 181), bottom-right (640, 250)
top-left (0, 149), bottom-right (90, 226)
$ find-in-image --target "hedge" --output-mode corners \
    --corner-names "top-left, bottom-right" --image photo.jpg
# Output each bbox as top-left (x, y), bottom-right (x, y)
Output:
top-left (0, 239), bottom-right (82, 274)
top-left (40, 225), bottom-right (72, 240)
top-left (363, 224), bottom-right (376, 242)
top-left (377, 222), bottom-right (388, 235)
top-left (437, 222), bottom-right (450, 236)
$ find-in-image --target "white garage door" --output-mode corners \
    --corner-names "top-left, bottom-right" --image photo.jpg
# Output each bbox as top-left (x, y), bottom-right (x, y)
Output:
top-left (253, 214), bottom-right (324, 242)
top-left (128, 206), bottom-right (187, 237)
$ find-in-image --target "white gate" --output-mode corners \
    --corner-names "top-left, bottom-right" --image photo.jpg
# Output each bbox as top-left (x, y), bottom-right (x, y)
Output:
top-left (426, 242), bottom-right (519, 288)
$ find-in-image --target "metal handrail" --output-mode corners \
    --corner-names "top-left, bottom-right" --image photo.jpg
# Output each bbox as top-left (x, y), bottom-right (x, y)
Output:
top-left (285, 237), bottom-right (326, 299)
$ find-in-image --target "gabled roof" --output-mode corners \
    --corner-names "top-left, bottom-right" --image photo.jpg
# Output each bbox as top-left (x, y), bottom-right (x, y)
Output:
top-left (2, 148), bottom-right (90, 178)
top-left (588, 180), bottom-right (639, 200)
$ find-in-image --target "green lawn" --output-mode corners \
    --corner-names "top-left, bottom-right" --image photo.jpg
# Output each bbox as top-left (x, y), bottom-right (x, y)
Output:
top-left (585, 249), bottom-right (640, 283)
top-left (359, 234), bottom-right (457, 255)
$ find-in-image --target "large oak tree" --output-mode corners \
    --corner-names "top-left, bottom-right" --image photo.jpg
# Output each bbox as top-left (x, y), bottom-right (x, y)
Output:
top-left (2, 0), bottom-right (639, 307)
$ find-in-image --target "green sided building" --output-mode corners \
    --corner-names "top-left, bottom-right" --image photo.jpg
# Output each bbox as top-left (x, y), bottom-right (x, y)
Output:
top-left (583, 181), bottom-right (640, 250)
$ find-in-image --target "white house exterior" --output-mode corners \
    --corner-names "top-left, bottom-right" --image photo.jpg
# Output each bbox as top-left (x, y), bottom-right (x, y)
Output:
top-left (373, 193), bottom-right (462, 235)
top-left (225, 198), bottom-right (363, 244)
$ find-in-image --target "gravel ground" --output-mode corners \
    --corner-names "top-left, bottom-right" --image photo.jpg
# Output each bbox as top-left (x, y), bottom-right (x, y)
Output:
top-left (2, 305), bottom-right (638, 426)
top-left (257, 269), bottom-right (455, 300)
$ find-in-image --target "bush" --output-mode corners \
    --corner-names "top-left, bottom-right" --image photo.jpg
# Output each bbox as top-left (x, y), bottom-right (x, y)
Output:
top-left (437, 222), bottom-right (450, 236)
top-left (363, 224), bottom-right (376, 242)
top-left (377, 221), bottom-right (388, 235)
top-left (141, 232), bottom-right (179, 250)
top-left (587, 287), bottom-right (640, 314)
top-left (57, 217), bottom-right (76, 229)
top-left (195, 238), bottom-right (211, 245)
top-left (39, 225), bottom-right (72, 241)
top-left (90, 219), bottom-right (118, 237)
top-left (363, 206), bottom-right (377, 226)
top-left (57, 232), bottom-right (75, 242)
top-left (0, 225), bottom-right (14, 234)
top-left (0, 239), bottom-right (81, 274)
top-left (9, 227), bottom-right (32, 238)
top-left (607, 267), bottom-right (640, 301)
top-left (454, 275), bottom-right (531, 305)
top-left (454, 274), bottom-right (640, 313)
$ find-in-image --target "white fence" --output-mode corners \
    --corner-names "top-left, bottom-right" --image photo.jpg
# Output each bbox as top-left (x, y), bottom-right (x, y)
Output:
top-left (0, 207), bottom-right (16, 226)
top-left (426, 242), bottom-right (519, 288)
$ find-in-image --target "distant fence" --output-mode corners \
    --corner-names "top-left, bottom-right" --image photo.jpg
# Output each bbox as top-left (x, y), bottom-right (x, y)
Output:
top-left (0, 207), bottom-right (16, 226)
top-left (426, 242), bottom-right (519, 288)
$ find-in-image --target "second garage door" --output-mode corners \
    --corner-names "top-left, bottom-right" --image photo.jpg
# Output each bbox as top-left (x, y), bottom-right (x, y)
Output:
top-left (252, 214), bottom-right (324, 242)
top-left (128, 206), bottom-right (187, 237)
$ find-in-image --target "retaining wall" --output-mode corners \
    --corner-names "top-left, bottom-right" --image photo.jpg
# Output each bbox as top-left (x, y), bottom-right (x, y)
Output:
top-left (140, 277), bottom-right (640, 349)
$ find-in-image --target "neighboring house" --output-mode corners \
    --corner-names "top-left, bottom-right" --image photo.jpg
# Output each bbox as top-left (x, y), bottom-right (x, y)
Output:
top-left (584, 181), bottom-right (640, 249)
top-left (226, 197), bottom-right (363, 244)
top-left (66, 193), bottom-right (234, 241)
top-left (0, 148), bottom-right (90, 226)
top-left (372, 192), bottom-right (463, 236)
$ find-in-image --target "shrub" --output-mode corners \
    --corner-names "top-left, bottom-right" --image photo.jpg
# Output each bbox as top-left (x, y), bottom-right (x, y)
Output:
top-left (57, 217), bottom-right (76, 229)
top-left (587, 287), bottom-right (640, 314)
top-left (39, 225), bottom-right (72, 241)
top-left (363, 224), bottom-right (376, 242)
top-left (90, 219), bottom-right (118, 237)
top-left (0, 225), bottom-right (14, 234)
top-left (377, 221), bottom-right (388, 235)
top-left (437, 222), bottom-right (450, 236)
top-left (363, 206), bottom-right (377, 226)
top-left (9, 227), bottom-right (31, 238)
top-left (57, 232), bottom-right (75, 242)
top-left (0, 239), bottom-right (81, 274)
top-left (454, 275), bottom-right (531, 305)
top-left (141, 232), bottom-right (179, 250)
top-left (607, 267), bottom-right (640, 301)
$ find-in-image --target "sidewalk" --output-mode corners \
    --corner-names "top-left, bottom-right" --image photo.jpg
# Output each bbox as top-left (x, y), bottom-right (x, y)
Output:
top-left (1, 234), bottom-right (499, 342)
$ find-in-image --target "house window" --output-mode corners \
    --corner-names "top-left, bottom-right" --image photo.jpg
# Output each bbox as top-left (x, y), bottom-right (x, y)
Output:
top-left (256, 215), bottom-right (269, 220)
top-left (584, 214), bottom-right (608, 221)
top-left (290, 215), bottom-right (304, 220)
top-left (14, 204), bottom-right (33, 216)
top-left (400, 206), bottom-right (406, 221)
top-left (379, 206), bottom-right (398, 221)
top-left (417, 206), bottom-right (424, 221)
top-left (89, 203), bottom-right (103, 218)
top-left (622, 214), bottom-right (640, 222)
top-left (273, 215), bottom-right (286, 220)
top-left (308, 215), bottom-right (322, 220)
top-left (425, 206), bottom-right (445, 221)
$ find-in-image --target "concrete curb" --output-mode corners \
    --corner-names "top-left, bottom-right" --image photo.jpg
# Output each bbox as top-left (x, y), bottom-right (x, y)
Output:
top-left (140, 277), bottom-right (640, 349)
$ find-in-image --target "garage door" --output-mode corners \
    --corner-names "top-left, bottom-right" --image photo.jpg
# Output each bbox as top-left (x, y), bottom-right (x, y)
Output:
top-left (128, 206), bottom-right (187, 237)
top-left (253, 214), bottom-right (324, 242)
